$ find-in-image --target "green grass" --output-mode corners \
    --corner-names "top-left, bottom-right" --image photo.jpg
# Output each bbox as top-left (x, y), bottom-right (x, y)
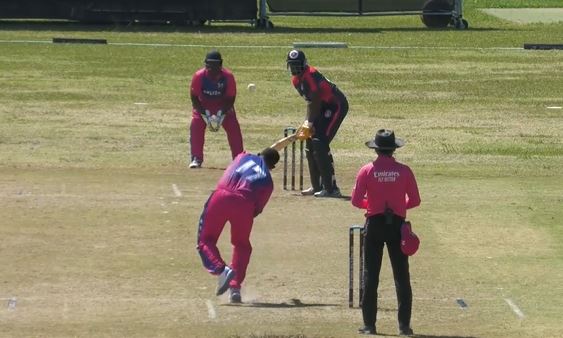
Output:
top-left (1, 3), bottom-right (562, 337)
top-left (469, 0), bottom-right (563, 8)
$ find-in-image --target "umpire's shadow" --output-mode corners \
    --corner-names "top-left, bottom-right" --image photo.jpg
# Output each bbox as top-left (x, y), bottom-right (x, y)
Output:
top-left (391, 335), bottom-right (479, 338)
top-left (223, 298), bottom-right (337, 308)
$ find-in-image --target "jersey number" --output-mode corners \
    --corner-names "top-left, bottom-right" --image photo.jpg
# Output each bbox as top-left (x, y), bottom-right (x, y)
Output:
top-left (236, 160), bottom-right (266, 182)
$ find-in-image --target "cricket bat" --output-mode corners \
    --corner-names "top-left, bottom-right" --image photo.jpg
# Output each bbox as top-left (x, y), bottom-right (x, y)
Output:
top-left (270, 134), bottom-right (297, 151)
top-left (270, 125), bottom-right (305, 151)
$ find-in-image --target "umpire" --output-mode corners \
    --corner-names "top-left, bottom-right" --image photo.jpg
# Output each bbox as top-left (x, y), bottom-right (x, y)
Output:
top-left (351, 129), bottom-right (421, 336)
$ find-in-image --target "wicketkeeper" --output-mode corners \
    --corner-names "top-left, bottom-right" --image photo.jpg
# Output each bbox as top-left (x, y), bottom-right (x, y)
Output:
top-left (189, 50), bottom-right (244, 168)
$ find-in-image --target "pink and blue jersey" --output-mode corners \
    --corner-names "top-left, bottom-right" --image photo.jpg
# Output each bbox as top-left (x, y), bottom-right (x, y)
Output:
top-left (215, 152), bottom-right (273, 216)
top-left (197, 152), bottom-right (274, 288)
top-left (190, 67), bottom-right (236, 114)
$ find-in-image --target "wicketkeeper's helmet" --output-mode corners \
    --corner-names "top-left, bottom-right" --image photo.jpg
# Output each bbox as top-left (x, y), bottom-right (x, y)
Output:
top-left (204, 50), bottom-right (223, 67)
top-left (286, 49), bottom-right (307, 75)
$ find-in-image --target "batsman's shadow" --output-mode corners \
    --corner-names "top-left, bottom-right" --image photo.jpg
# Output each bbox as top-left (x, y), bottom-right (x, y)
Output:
top-left (290, 193), bottom-right (352, 201)
top-left (224, 298), bottom-right (337, 308)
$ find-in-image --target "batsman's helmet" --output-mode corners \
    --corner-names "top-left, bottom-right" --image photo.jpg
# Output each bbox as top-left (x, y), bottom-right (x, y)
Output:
top-left (286, 49), bottom-right (307, 75)
top-left (204, 50), bottom-right (223, 67)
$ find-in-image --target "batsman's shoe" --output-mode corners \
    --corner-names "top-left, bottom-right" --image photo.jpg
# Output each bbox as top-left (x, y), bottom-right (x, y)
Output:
top-left (189, 158), bottom-right (202, 169)
top-left (358, 326), bottom-right (376, 335)
top-left (229, 288), bottom-right (242, 304)
top-left (216, 266), bottom-right (236, 296)
top-left (313, 187), bottom-right (342, 198)
top-left (301, 187), bottom-right (318, 196)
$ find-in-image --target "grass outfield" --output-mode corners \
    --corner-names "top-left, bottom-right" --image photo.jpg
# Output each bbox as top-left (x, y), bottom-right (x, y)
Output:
top-left (1, 2), bottom-right (562, 337)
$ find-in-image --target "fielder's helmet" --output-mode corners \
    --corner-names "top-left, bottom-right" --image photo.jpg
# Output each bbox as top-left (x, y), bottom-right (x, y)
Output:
top-left (204, 50), bottom-right (223, 67)
top-left (286, 49), bottom-right (307, 75)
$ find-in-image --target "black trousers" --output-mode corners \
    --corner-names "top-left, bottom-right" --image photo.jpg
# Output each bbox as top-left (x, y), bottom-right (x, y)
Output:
top-left (362, 214), bottom-right (412, 329)
top-left (306, 90), bottom-right (348, 191)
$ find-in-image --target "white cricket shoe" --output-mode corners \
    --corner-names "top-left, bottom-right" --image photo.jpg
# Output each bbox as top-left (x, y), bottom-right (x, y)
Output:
top-left (301, 187), bottom-right (318, 196)
top-left (188, 158), bottom-right (202, 169)
top-left (314, 187), bottom-right (342, 198)
top-left (216, 266), bottom-right (236, 296)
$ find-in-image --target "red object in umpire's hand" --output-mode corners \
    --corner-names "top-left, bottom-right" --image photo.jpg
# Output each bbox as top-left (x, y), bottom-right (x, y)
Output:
top-left (400, 221), bottom-right (420, 256)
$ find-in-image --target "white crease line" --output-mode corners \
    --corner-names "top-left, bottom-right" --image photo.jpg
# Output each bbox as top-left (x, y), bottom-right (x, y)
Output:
top-left (505, 298), bottom-right (525, 319)
top-left (7, 297), bottom-right (17, 310)
top-left (206, 300), bottom-right (216, 319)
top-left (172, 184), bottom-right (182, 197)
top-left (63, 298), bottom-right (68, 320)
top-left (547, 106), bottom-right (562, 109)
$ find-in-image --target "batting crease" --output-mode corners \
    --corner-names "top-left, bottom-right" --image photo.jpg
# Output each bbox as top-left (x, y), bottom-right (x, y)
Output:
top-left (206, 300), bottom-right (217, 319)
top-left (505, 298), bottom-right (525, 319)
top-left (172, 184), bottom-right (182, 197)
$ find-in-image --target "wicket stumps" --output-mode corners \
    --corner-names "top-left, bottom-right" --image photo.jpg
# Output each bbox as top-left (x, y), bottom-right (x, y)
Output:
top-left (282, 127), bottom-right (304, 191)
top-left (349, 224), bottom-right (365, 308)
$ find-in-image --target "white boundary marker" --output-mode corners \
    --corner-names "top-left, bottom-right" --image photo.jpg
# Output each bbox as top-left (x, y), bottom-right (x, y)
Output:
top-left (504, 298), bottom-right (525, 319)
top-left (0, 39), bottom-right (526, 51)
top-left (547, 106), bottom-right (562, 109)
top-left (172, 184), bottom-right (182, 197)
top-left (206, 300), bottom-right (217, 319)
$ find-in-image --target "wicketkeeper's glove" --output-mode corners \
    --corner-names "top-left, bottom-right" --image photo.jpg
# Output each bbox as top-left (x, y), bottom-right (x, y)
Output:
top-left (296, 120), bottom-right (314, 140)
top-left (202, 109), bottom-right (212, 125)
top-left (202, 109), bottom-right (220, 132)
top-left (215, 110), bottom-right (225, 129)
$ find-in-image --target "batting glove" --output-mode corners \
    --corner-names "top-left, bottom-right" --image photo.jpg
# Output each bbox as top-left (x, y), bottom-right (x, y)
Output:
top-left (296, 120), bottom-right (314, 140)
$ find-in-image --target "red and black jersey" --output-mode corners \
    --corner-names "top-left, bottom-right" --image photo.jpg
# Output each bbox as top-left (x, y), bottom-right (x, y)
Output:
top-left (291, 65), bottom-right (342, 105)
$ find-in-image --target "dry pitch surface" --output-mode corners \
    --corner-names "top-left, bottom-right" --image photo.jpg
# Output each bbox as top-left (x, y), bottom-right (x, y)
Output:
top-left (2, 158), bottom-right (561, 337)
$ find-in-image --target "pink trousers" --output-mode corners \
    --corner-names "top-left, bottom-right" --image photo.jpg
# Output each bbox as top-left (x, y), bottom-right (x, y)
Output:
top-left (197, 189), bottom-right (254, 289)
top-left (189, 109), bottom-right (244, 162)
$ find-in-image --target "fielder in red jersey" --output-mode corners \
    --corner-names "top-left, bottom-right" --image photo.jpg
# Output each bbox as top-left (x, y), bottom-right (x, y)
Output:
top-left (197, 148), bottom-right (279, 303)
top-left (351, 129), bottom-right (421, 336)
top-left (189, 50), bottom-right (244, 168)
top-left (286, 49), bottom-right (348, 198)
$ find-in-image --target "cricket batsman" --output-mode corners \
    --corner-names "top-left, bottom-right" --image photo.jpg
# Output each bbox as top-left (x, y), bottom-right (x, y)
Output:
top-left (286, 49), bottom-right (349, 197)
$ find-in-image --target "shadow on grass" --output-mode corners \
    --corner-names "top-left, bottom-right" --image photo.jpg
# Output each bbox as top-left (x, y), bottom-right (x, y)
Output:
top-left (203, 166), bottom-right (227, 171)
top-left (0, 20), bottom-right (507, 34)
top-left (397, 335), bottom-right (479, 338)
top-left (289, 192), bottom-right (352, 200)
top-left (224, 298), bottom-right (337, 308)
